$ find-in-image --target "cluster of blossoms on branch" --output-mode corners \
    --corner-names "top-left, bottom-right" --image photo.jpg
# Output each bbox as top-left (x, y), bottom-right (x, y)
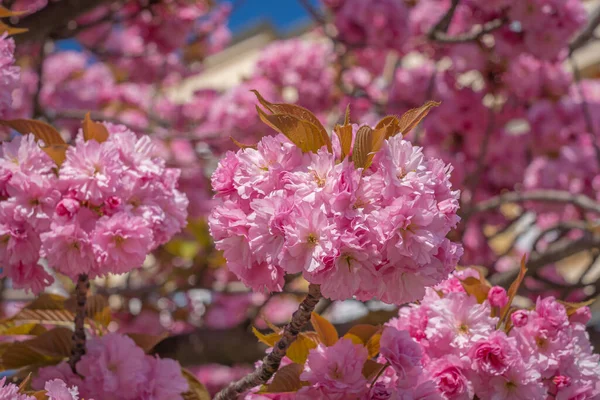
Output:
top-left (32, 333), bottom-right (189, 400)
top-left (209, 93), bottom-right (462, 304)
top-left (0, 118), bottom-right (188, 293)
top-left (242, 267), bottom-right (599, 399)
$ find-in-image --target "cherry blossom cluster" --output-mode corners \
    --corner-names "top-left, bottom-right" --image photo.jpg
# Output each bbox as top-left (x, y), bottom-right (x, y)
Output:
top-left (33, 333), bottom-right (188, 400)
top-left (382, 269), bottom-right (600, 399)
top-left (0, 377), bottom-right (82, 400)
top-left (245, 269), bottom-right (599, 399)
top-left (0, 124), bottom-right (188, 293)
top-left (209, 119), bottom-right (462, 304)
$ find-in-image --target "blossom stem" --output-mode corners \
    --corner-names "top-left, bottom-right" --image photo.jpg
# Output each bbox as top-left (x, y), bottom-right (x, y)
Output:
top-left (68, 273), bottom-right (89, 373)
top-left (370, 361), bottom-right (391, 387)
top-left (214, 284), bottom-right (322, 400)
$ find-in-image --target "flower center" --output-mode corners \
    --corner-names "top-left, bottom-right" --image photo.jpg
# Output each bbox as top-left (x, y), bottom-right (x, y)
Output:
top-left (306, 233), bottom-right (318, 245)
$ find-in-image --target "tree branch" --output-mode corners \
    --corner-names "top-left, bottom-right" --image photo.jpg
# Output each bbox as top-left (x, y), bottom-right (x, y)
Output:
top-left (569, 6), bottom-right (600, 55)
top-left (490, 234), bottom-right (600, 287)
top-left (68, 274), bottom-right (89, 372)
top-left (471, 190), bottom-right (600, 216)
top-left (214, 284), bottom-right (322, 400)
top-left (429, 17), bottom-right (508, 43)
top-left (428, 0), bottom-right (460, 38)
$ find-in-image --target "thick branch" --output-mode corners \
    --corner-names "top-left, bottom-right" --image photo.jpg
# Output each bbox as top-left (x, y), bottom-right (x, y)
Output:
top-left (68, 274), bottom-right (89, 372)
top-left (471, 190), bottom-right (600, 216)
top-left (214, 284), bottom-right (322, 400)
top-left (12, 0), bottom-right (118, 44)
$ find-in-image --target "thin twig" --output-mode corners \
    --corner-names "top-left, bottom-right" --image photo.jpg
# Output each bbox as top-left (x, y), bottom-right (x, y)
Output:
top-left (214, 284), bottom-right (322, 399)
top-left (68, 273), bottom-right (89, 372)
top-left (298, 0), bottom-right (327, 25)
top-left (490, 234), bottom-right (600, 287)
top-left (32, 41), bottom-right (49, 119)
top-left (569, 6), bottom-right (600, 55)
top-left (569, 55), bottom-right (600, 169)
top-left (464, 108), bottom-right (495, 204)
top-left (428, 0), bottom-right (460, 38)
top-left (430, 17), bottom-right (507, 43)
top-left (472, 190), bottom-right (600, 216)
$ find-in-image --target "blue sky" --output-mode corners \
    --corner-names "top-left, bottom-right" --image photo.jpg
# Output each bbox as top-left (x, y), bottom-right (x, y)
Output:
top-left (57, 1), bottom-right (319, 51)
top-left (220, 0), bottom-right (319, 35)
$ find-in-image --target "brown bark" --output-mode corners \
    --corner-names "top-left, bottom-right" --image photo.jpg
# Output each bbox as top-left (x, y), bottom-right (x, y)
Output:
top-left (68, 273), bottom-right (89, 372)
top-left (214, 284), bottom-right (322, 400)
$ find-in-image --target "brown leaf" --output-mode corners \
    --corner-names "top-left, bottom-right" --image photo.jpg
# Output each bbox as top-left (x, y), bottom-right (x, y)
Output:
top-left (351, 122), bottom-right (388, 169)
top-left (26, 293), bottom-right (67, 310)
top-left (26, 392), bottom-right (47, 400)
top-left (334, 123), bottom-right (353, 160)
top-left (557, 299), bottom-right (596, 317)
top-left (286, 333), bottom-right (318, 364)
top-left (310, 312), bottom-right (338, 346)
top-left (82, 112), bottom-right (109, 143)
top-left (345, 324), bottom-right (380, 344)
top-left (42, 144), bottom-right (69, 166)
top-left (0, 341), bottom-right (51, 370)
top-left (264, 363), bottom-right (307, 393)
top-left (366, 332), bottom-right (381, 358)
top-left (499, 255), bottom-right (527, 322)
top-left (257, 107), bottom-right (330, 153)
top-left (252, 90), bottom-right (330, 152)
top-left (0, 322), bottom-right (46, 336)
top-left (460, 276), bottom-right (491, 304)
top-left (18, 372), bottom-right (32, 392)
top-left (344, 104), bottom-right (351, 125)
top-left (230, 136), bottom-right (257, 149)
top-left (0, 21), bottom-right (28, 36)
top-left (252, 327), bottom-right (281, 347)
top-left (376, 115), bottom-right (401, 138)
top-left (351, 126), bottom-right (372, 169)
top-left (0, 6), bottom-right (26, 17)
top-left (12, 308), bottom-right (76, 327)
top-left (396, 100), bottom-right (440, 137)
top-left (0, 119), bottom-right (68, 166)
top-left (0, 119), bottom-right (65, 146)
top-left (181, 368), bottom-right (211, 400)
top-left (362, 359), bottom-right (384, 380)
top-left (65, 294), bottom-right (108, 320)
top-left (342, 333), bottom-right (363, 345)
top-left (126, 332), bottom-right (169, 353)
top-left (26, 327), bottom-right (72, 359)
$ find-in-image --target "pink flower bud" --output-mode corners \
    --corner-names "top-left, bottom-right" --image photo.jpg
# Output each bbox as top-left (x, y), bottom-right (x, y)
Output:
top-left (552, 375), bottom-right (571, 389)
top-left (105, 196), bottom-right (122, 209)
top-left (55, 198), bottom-right (80, 218)
top-left (511, 310), bottom-right (529, 327)
top-left (487, 286), bottom-right (508, 308)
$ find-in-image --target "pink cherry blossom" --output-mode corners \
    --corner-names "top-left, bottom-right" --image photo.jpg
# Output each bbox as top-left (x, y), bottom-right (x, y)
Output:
top-left (298, 338), bottom-right (369, 399)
